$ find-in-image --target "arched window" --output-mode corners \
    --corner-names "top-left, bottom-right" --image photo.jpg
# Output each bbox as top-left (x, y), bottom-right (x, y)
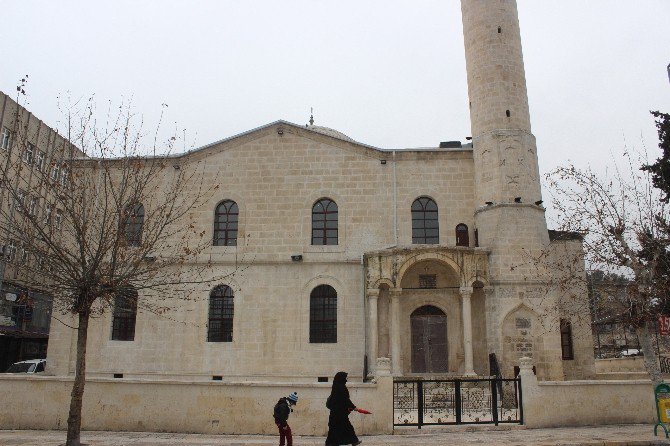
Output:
top-left (455, 223), bottom-right (469, 247)
top-left (208, 285), bottom-right (234, 342)
top-left (124, 203), bottom-right (144, 247)
top-left (310, 284), bottom-right (337, 343)
top-left (112, 287), bottom-right (138, 341)
top-left (411, 197), bottom-right (439, 244)
top-left (213, 200), bottom-right (238, 246)
top-left (312, 198), bottom-right (338, 245)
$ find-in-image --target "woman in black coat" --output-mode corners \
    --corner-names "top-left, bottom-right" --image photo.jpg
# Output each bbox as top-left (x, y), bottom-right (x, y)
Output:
top-left (325, 371), bottom-right (361, 446)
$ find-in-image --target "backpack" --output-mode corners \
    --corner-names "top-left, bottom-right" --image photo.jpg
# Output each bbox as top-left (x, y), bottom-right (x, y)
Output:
top-left (273, 399), bottom-right (288, 421)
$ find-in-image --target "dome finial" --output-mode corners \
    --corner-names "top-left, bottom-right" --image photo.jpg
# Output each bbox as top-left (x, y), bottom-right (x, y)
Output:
top-left (309, 107), bottom-right (314, 126)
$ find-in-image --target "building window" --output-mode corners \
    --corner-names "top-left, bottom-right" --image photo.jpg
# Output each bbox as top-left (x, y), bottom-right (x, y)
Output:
top-left (44, 203), bottom-right (52, 226)
top-left (28, 196), bottom-right (37, 216)
top-left (59, 165), bottom-right (69, 186)
top-left (213, 200), bottom-right (238, 246)
top-left (310, 284), bottom-right (337, 343)
top-left (560, 319), bottom-right (574, 360)
top-left (36, 151), bottom-right (46, 172)
top-left (51, 163), bottom-right (60, 182)
top-left (55, 209), bottom-right (63, 230)
top-left (111, 287), bottom-right (138, 341)
top-left (456, 223), bottom-right (469, 247)
top-left (207, 285), bottom-right (234, 342)
top-left (19, 246), bottom-right (29, 264)
top-left (124, 203), bottom-right (144, 247)
top-left (15, 189), bottom-right (26, 211)
top-left (1, 127), bottom-right (11, 150)
top-left (419, 274), bottom-right (437, 289)
top-left (23, 143), bottom-right (34, 165)
top-left (312, 198), bottom-right (338, 245)
top-left (411, 197), bottom-right (439, 244)
top-left (4, 240), bottom-right (16, 262)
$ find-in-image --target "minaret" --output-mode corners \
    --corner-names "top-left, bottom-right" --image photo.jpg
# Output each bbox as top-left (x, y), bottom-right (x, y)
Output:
top-left (461, 0), bottom-right (549, 280)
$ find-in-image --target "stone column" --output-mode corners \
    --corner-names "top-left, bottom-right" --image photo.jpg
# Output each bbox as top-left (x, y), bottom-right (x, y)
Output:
top-left (390, 288), bottom-right (402, 376)
top-left (460, 286), bottom-right (476, 376)
top-left (367, 288), bottom-right (380, 376)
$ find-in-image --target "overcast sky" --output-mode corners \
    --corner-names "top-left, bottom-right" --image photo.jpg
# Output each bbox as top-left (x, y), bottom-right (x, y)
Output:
top-left (1, 1), bottom-right (669, 179)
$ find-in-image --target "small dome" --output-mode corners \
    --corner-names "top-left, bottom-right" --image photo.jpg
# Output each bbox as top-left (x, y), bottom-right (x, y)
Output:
top-left (306, 125), bottom-right (355, 143)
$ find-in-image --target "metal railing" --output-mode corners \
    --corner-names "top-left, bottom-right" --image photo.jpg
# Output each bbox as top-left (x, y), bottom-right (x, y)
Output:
top-left (393, 377), bottom-right (523, 428)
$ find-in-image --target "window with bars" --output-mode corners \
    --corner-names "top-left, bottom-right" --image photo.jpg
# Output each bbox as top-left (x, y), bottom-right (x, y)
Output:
top-left (456, 223), bottom-right (469, 247)
top-left (111, 288), bottom-right (138, 341)
top-left (312, 198), bottom-right (338, 245)
top-left (560, 318), bottom-right (574, 360)
top-left (310, 284), bottom-right (337, 343)
top-left (419, 274), bottom-right (437, 289)
top-left (124, 203), bottom-right (144, 247)
top-left (411, 197), bottom-right (439, 244)
top-left (213, 200), bottom-right (238, 246)
top-left (207, 285), bottom-right (234, 342)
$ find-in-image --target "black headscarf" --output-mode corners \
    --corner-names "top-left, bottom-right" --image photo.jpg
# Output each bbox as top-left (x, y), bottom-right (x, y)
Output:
top-left (325, 370), bottom-right (358, 445)
top-left (328, 371), bottom-right (350, 404)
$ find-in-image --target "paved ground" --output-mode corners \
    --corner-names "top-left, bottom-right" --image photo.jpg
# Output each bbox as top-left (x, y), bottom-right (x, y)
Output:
top-left (0, 425), bottom-right (668, 446)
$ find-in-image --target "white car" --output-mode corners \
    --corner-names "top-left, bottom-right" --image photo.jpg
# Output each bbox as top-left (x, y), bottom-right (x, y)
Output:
top-left (619, 348), bottom-right (642, 357)
top-left (4, 359), bottom-right (46, 373)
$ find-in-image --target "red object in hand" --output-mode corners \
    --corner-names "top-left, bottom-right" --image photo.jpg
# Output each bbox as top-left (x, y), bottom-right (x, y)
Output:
top-left (355, 408), bottom-right (372, 414)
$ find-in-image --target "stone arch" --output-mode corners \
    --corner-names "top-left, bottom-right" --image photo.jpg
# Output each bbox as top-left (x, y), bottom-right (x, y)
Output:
top-left (396, 253), bottom-right (462, 288)
top-left (372, 277), bottom-right (394, 289)
top-left (409, 301), bottom-right (449, 318)
top-left (469, 278), bottom-right (490, 289)
top-left (303, 275), bottom-right (344, 294)
top-left (500, 303), bottom-right (540, 377)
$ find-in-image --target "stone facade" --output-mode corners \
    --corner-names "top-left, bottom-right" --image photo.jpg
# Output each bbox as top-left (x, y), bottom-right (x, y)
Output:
top-left (42, 0), bottom-right (597, 384)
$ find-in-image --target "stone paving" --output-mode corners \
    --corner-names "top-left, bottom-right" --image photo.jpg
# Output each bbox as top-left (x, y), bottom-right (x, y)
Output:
top-left (0, 425), bottom-right (668, 446)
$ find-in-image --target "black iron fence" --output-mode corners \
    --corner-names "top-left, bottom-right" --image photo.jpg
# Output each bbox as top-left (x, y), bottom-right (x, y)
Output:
top-left (393, 377), bottom-right (523, 428)
top-left (660, 356), bottom-right (670, 374)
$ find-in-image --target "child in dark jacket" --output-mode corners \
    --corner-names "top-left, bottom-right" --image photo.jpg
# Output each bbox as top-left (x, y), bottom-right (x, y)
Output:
top-left (274, 392), bottom-right (298, 446)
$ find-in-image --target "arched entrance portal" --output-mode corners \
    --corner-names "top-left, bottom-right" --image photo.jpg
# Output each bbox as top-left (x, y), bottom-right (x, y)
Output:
top-left (411, 305), bottom-right (448, 373)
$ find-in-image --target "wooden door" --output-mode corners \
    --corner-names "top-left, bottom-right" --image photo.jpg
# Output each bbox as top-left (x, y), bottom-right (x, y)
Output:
top-left (411, 307), bottom-right (448, 373)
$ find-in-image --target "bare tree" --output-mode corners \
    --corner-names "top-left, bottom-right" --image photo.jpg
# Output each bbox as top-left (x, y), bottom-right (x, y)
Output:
top-left (540, 137), bottom-right (670, 386)
top-left (0, 86), bottom-right (231, 446)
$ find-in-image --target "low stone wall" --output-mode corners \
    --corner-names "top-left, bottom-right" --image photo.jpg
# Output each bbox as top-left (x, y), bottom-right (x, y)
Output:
top-left (0, 374), bottom-right (393, 435)
top-left (520, 358), bottom-right (656, 428)
top-left (595, 357), bottom-right (647, 374)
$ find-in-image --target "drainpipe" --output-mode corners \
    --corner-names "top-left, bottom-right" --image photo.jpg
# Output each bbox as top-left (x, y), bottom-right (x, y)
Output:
top-left (362, 253), bottom-right (367, 381)
top-left (393, 150), bottom-right (398, 246)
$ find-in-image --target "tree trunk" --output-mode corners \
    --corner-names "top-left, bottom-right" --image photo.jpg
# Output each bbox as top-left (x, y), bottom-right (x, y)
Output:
top-left (66, 311), bottom-right (90, 446)
top-left (636, 321), bottom-right (663, 387)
